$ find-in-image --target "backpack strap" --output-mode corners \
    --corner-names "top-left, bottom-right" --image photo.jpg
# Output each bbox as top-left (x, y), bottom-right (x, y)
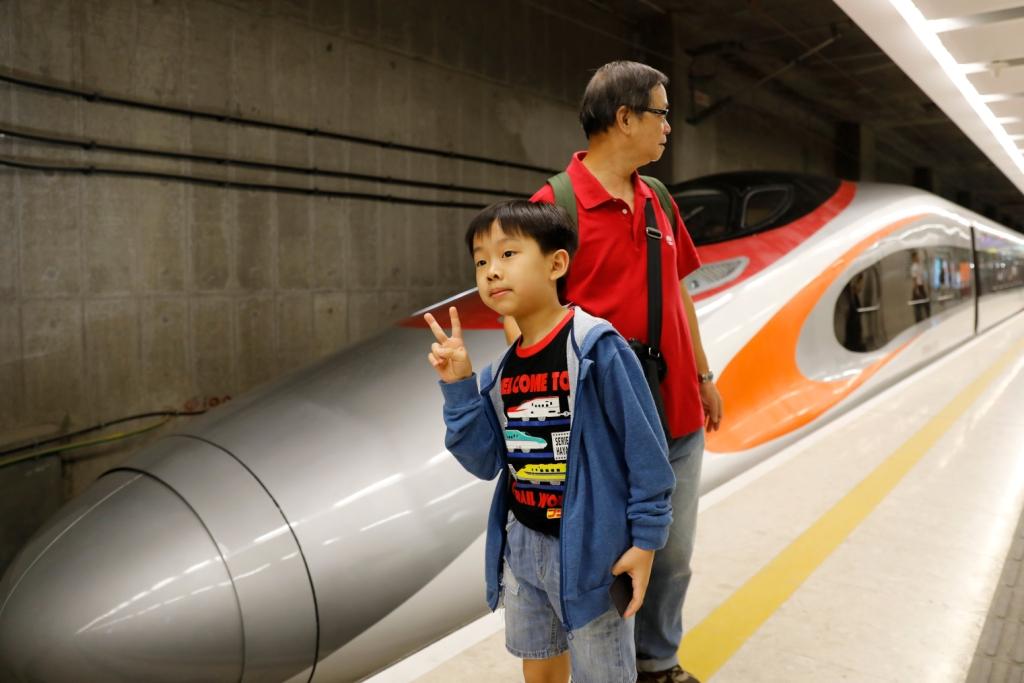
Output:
top-left (548, 171), bottom-right (675, 234)
top-left (640, 174), bottom-right (677, 235)
top-left (547, 171), bottom-right (578, 229)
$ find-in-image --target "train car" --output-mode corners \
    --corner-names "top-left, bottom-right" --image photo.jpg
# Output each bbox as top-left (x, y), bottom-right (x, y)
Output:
top-left (672, 172), bottom-right (1024, 489)
top-left (1, 173), bottom-right (1022, 683)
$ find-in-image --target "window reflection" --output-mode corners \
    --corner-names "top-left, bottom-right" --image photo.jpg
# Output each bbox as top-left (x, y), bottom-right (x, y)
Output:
top-left (835, 267), bottom-right (882, 352)
top-left (910, 249), bottom-right (930, 322)
top-left (834, 245), bottom-right (973, 352)
top-left (677, 188), bottom-right (730, 243)
top-left (977, 237), bottom-right (1024, 295)
top-left (671, 173), bottom-right (841, 246)
top-left (742, 187), bottom-right (791, 230)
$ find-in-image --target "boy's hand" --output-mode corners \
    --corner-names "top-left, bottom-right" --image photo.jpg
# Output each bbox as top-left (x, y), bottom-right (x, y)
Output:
top-left (424, 306), bottom-right (473, 383)
top-left (611, 546), bottom-right (655, 618)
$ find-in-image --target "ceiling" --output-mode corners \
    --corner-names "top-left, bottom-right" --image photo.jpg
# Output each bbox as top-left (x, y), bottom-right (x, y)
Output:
top-left (835, 0), bottom-right (1024, 216)
top-left (603, 0), bottom-right (1024, 228)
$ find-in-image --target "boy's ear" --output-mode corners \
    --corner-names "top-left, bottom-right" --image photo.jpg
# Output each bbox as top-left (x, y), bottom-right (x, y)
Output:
top-left (549, 249), bottom-right (570, 280)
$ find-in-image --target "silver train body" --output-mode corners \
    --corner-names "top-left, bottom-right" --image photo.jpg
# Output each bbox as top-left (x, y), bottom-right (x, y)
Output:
top-left (2, 175), bottom-right (1023, 682)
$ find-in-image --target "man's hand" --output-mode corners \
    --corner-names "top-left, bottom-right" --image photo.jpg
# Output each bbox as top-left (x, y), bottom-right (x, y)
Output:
top-left (611, 546), bottom-right (655, 618)
top-left (700, 380), bottom-right (723, 432)
top-left (424, 307), bottom-right (473, 383)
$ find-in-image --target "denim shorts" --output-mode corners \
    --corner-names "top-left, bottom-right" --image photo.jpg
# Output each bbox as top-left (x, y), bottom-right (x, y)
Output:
top-left (502, 514), bottom-right (637, 683)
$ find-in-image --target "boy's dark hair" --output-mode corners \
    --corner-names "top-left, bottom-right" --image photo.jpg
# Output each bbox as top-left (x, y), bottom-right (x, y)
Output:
top-left (465, 200), bottom-right (578, 298)
top-left (579, 61), bottom-right (669, 139)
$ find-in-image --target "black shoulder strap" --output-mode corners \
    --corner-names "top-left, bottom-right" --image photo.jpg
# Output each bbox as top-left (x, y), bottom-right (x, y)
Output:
top-left (547, 171), bottom-right (578, 229)
top-left (643, 199), bottom-right (662, 352)
top-left (640, 174), bottom-right (677, 235)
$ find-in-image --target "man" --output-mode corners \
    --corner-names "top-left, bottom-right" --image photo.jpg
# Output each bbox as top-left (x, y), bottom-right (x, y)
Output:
top-left (507, 60), bottom-right (723, 683)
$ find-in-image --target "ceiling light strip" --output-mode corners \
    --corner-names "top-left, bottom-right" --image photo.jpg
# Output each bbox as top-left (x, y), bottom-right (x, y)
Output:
top-left (889, 0), bottom-right (1024, 176)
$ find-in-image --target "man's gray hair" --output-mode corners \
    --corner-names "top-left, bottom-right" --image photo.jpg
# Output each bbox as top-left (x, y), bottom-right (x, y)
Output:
top-left (578, 61), bottom-right (669, 139)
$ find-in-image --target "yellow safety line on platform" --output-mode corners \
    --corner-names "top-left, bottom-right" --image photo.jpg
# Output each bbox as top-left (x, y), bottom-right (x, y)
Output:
top-left (679, 338), bottom-right (1024, 680)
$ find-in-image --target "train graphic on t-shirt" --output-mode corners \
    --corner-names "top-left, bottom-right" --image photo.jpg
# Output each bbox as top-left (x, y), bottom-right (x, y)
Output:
top-left (507, 396), bottom-right (569, 421)
top-left (508, 462), bottom-right (567, 484)
top-left (504, 429), bottom-right (547, 452)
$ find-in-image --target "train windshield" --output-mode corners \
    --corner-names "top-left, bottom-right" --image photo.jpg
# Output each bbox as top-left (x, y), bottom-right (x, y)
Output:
top-left (671, 172), bottom-right (841, 246)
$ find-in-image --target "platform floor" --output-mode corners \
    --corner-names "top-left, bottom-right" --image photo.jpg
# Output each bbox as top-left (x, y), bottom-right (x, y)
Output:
top-left (966, 482), bottom-right (1024, 681)
top-left (369, 312), bottom-right (1024, 682)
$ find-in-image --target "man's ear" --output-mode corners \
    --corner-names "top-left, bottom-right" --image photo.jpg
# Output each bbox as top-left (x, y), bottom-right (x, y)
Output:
top-left (549, 249), bottom-right (570, 280)
top-left (615, 105), bottom-right (633, 134)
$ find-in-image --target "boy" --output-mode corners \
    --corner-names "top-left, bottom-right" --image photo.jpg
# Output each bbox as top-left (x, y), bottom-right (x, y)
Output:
top-left (423, 200), bottom-right (675, 683)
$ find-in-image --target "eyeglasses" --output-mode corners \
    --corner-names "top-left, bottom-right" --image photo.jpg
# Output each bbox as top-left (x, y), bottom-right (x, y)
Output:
top-left (641, 106), bottom-right (670, 119)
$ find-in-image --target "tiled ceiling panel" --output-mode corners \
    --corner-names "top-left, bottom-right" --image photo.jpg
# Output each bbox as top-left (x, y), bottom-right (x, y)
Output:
top-left (970, 66), bottom-right (1024, 95)
top-left (939, 17), bottom-right (1024, 64)
top-left (915, 0), bottom-right (1024, 19)
top-left (988, 101), bottom-right (1024, 118)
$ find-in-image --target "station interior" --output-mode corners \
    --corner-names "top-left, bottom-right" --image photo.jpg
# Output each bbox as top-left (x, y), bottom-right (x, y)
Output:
top-left (2, 1), bottom-right (1024, 682)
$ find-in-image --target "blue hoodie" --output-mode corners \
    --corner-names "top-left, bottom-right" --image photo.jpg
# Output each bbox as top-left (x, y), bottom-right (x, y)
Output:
top-left (439, 308), bottom-right (675, 631)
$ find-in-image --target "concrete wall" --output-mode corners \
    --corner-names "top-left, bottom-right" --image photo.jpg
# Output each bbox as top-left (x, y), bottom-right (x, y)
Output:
top-left (0, 0), bottom-right (840, 571)
top-left (668, 11), bottom-right (836, 182)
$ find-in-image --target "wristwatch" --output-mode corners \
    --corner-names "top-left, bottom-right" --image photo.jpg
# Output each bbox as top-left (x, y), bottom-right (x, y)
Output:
top-left (698, 370), bottom-right (714, 383)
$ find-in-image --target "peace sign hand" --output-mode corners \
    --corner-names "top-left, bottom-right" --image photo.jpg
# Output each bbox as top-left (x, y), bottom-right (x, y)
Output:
top-left (424, 307), bottom-right (473, 383)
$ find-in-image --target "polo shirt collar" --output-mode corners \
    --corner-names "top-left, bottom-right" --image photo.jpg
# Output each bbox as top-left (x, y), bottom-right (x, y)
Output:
top-left (566, 151), bottom-right (654, 211)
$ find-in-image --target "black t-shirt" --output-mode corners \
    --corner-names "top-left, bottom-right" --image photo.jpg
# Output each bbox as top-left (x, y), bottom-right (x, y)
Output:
top-left (501, 310), bottom-right (574, 537)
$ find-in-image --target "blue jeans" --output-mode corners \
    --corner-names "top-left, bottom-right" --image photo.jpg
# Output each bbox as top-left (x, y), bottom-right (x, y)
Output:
top-left (503, 515), bottom-right (637, 683)
top-left (634, 428), bottom-right (704, 672)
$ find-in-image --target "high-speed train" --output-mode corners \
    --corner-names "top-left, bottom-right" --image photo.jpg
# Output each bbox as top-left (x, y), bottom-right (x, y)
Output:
top-left (1, 173), bottom-right (1023, 683)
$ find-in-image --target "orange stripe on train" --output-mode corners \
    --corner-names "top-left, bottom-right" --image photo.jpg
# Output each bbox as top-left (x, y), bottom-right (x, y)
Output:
top-left (707, 214), bottom-right (924, 453)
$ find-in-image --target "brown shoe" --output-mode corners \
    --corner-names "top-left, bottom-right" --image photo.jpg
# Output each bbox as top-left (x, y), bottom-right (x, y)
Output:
top-left (636, 665), bottom-right (702, 683)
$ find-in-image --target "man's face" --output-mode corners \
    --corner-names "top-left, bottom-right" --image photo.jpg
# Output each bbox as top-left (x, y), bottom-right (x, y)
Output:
top-left (637, 84), bottom-right (671, 164)
top-left (472, 222), bottom-right (561, 318)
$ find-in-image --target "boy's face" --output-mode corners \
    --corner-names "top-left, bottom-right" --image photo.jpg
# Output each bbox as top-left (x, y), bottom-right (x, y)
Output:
top-left (472, 221), bottom-right (567, 318)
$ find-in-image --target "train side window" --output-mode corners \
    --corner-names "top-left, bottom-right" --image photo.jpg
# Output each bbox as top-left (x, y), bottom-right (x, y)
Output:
top-left (908, 248), bottom-right (931, 323)
top-left (979, 246), bottom-right (1024, 293)
top-left (834, 265), bottom-right (885, 352)
top-left (977, 250), bottom-right (996, 295)
top-left (927, 246), bottom-right (972, 313)
top-left (836, 247), bottom-right (979, 353)
top-left (976, 227), bottom-right (1024, 295)
top-left (955, 247), bottom-right (974, 298)
top-left (835, 246), bottom-right (976, 352)
top-left (742, 186), bottom-right (792, 230)
top-left (676, 188), bottom-right (731, 243)
top-left (879, 250), bottom-right (928, 340)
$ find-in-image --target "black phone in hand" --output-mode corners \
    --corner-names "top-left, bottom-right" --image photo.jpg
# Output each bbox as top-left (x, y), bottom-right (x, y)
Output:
top-left (609, 573), bottom-right (633, 617)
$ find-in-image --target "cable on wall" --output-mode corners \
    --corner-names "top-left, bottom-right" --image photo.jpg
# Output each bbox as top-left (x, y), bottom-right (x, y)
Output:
top-left (0, 71), bottom-right (560, 176)
top-left (0, 125), bottom-right (526, 199)
top-left (0, 417), bottom-right (175, 469)
top-left (0, 410), bottom-right (209, 460)
top-left (0, 156), bottom-right (496, 209)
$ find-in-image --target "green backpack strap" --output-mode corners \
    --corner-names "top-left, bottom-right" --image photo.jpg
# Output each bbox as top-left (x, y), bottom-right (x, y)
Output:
top-left (640, 174), bottom-right (677, 235)
top-left (548, 171), bottom-right (676, 235)
top-left (547, 171), bottom-right (578, 229)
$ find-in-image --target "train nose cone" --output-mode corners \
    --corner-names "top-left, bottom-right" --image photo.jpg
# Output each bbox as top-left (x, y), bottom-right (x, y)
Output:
top-left (0, 472), bottom-right (243, 683)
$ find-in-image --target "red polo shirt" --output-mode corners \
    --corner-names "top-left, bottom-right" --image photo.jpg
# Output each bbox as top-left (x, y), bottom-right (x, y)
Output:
top-left (531, 152), bottom-right (704, 438)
